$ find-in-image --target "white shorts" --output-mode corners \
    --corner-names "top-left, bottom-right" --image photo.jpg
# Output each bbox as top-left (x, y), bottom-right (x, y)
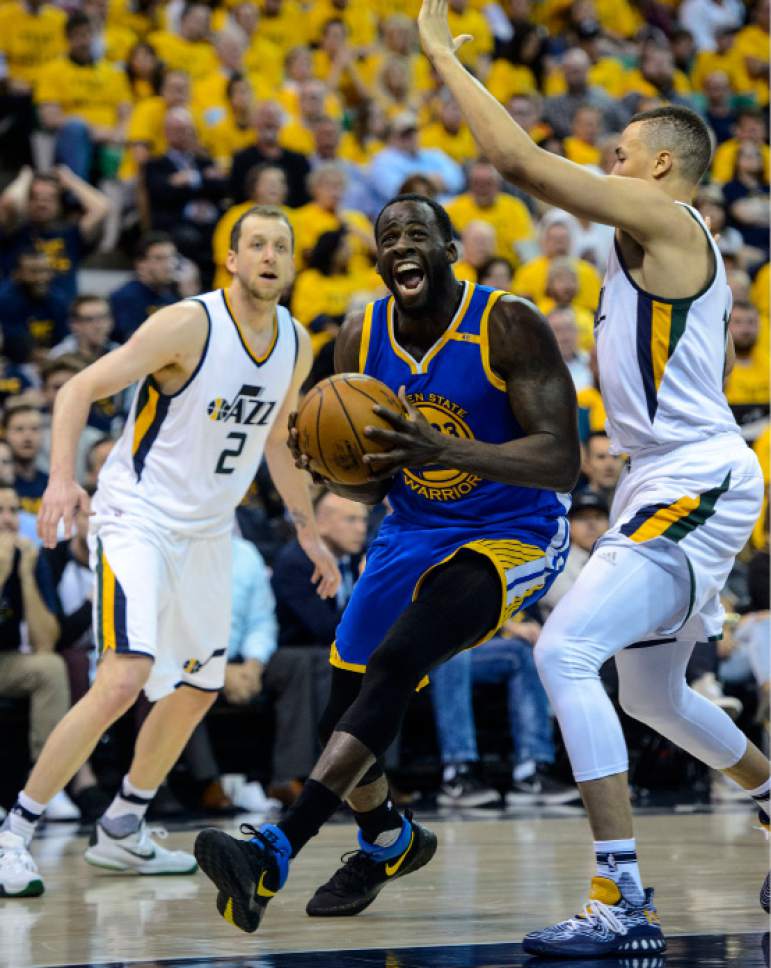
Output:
top-left (600, 432), bottom-right (764, 640)
top-left (88, 515), bottom-right (232, 702)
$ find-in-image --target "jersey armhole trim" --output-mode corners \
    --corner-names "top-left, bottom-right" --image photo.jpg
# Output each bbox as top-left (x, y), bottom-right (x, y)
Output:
top-left (152, 297), bottom-right (212, 399)
top-left (290, 314), bottom-right (300, 369)
top-left (358, 302), bottom-right (374, 373)
top-left (479, 289), bottom-right (507, 392)
top-left (612, 216), bottom-right (717, 307)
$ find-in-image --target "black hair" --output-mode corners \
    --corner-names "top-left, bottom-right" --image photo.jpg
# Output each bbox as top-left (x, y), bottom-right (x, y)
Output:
top-left (135, 231), bottom-right (174, 261)
top-left (629, 104), bottom-right (712, 184)
top-left (126, 41), bottom-right (163, 95)
top-left (226, 72), bottom-right (247, 101)
top-left (308, 228), bottom-right (347, 276)
top-left (374, 194), bottom-right (454, 244)
top-left (477, 256), bottom-right (513, 285)
top-left (66, 11), bottom-right (91, 36)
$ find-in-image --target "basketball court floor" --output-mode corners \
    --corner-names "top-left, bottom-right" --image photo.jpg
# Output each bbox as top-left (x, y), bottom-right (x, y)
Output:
top-left (3, 804), bottom-right (768, 968)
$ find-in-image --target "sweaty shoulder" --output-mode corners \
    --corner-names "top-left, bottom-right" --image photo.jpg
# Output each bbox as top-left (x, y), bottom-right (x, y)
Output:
top-left (334, 308), bottom-right (367, 374)
top-left (487, 294), bottom-right (560, 378)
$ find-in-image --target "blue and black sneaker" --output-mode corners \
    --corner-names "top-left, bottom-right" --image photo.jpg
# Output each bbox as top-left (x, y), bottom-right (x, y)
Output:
top-left (522, 874), bottom-right (666, 958)
top-left (759, 808), bottom-right (769, 914)
top-left (306, 811), bottom-right (437, 916)
top-left (194, 823), bottom-right (290, 933)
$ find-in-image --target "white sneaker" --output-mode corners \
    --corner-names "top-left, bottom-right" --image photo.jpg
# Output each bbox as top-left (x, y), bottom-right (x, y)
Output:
top-left (0, 831), bottom-right (44, 896)
top-left (45, 790), bottom-right (81, 822)
top-left (232, 781), bottom-right (281, 813)
top-left (84, 819), bottom-right (197, 875)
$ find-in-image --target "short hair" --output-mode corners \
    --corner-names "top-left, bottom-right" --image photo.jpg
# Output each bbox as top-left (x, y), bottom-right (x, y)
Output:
top-left (66, 11), bottom-right (91, 36)
top-left (731, 299), bottom-right (759, 317)
top-left (226, 72), bottom-right (247, 101)
top-left (86, 435), bottom-right (115, 471)
top-left (229, 205), bottom-right (294, 251)
top-left (69, 294), bottom-right (108, 319)
top-left (134, 231), bottom-right (174, 262)
top-left (585, 429), bottom-right (609, 450)
top-left (244, 162), bottom-right (285, 199)
top-left (629, 105), bottom-right (713, 184)
top-left (40, 354), bottom-right (84, 383)
top-left (3, 403), bottom-right (41, 430)
top-left (308, 228), bottom-right (347, 276)
top-left (374, 194), bottom-right (454, 244)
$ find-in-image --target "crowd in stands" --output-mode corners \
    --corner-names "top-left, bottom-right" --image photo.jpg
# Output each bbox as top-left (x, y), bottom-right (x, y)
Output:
top-left (0, 0), bottom-right (767, 819)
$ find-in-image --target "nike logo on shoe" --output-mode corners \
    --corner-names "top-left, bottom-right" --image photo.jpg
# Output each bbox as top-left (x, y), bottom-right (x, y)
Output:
top-left (113, 841), bottom-right (156, 860)
top-left (385, 830), bottom-right (414, 877)
top-left (256, 871), bottom-right (276, 898)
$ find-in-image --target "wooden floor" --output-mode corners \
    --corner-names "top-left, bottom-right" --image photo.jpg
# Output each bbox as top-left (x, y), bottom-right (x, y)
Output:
top-left (2, 807), bottom-right (768, 968)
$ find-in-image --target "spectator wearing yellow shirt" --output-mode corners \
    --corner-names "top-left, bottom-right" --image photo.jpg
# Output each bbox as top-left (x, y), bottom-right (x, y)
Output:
top-left (35, 12), bottom-right (132, 180)
top-left (712, 107), bottom-right (770, 184)
top-left (421, 93), bottom-right (478, 165)
top-left (192, 31), bottom-right (253, 125)
top-left (291, 228), bottom-right (381, 355)
top-left (148, 4), bottom-right (217, 81)
top-left (724, 300), bottom-right (770, 439)
top-left (544, 23), bottom-right (626, 98)
top-left (446, 0), bottom-right (493, 71)
top-left (118, 70), bottom-right (193, 182)
top-left (277, 46), bottom-right (343, 119)
top-left (513, 215), bottom-right (602, 313)
top-left (506, 92), bottom-right (552, 146)
top-left (200, 75), bottom-right (257, 171)
top-left (339, 100), bottom-right (388, 165)
top-left (307, 0), bottom-right (376, 50)
top-left (228, 2), bottom-right (284, 91)
top-left (280, 81), bottom-right (331, 156)
top-left (312, 19), bottom-right (370, 107)
top-left (82, 0), bottom-right (137, 66)
top-left (125, 41), bottom-right (164, 103)
top-left (623, 44), bottom-right (692, 101)
top-left (357, 15), bottom-right (434, 98)
top-left (374, 55), bottom-right (423, 120)
top-left (564, 105), bottom-right (602, 166)
top-left (446, 160), bottom-right (535, 265)
top-left (576, 348), bottom-right (607, 436)
top-left (213, 164), bottom-right (289, 288)
top-left (543, 48), bottom-right (628, 140)
top-left (477, 256), bottom-right (514, 290)
top-left (537, 258), bottom-right (595, 352)
top-left (730, 0), bottom-right (769, 106)
top-left (259, 0), bottom-right (309, 56)
top-left (690, 25), bottom-right (741, 93)
top-left (290, 163), bottom-right (375, 270)
top-left (454, 221), bottom-right (496, 282)
top-left (0, 0), bottom-right (66, 92)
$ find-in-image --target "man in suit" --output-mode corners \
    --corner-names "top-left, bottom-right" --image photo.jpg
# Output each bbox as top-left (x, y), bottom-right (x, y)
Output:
top-left (142, 108), bottom-right (227, 285)
top-left (266, 491), bottom-right (367, 803)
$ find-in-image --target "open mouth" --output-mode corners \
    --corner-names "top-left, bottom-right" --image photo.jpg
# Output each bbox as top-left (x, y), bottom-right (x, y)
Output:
top-left (393, 261), bottom-right (426, 297)
top-left (259, 271), bottom-right (279, 282)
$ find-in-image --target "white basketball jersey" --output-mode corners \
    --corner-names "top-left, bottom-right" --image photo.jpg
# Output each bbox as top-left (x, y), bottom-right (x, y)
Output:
top-left (94, 289), bottom-right (297, 536)
top-left (595, 202), bottom-right (739, 458)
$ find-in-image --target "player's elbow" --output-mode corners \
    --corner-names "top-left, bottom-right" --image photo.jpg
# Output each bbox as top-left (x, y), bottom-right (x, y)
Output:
top-left (548, 448), bottom-right (581, 493)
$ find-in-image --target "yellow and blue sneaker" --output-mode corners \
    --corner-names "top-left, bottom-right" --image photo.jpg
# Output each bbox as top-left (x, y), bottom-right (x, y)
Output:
top-left (306, 811), bottom-right (437, 917)
top-left (522, 875), bottom-right (666, 958)
top-left (759, 808), bottom-right (769, 914)
top-left (194, 823), bottom-right (290, 933)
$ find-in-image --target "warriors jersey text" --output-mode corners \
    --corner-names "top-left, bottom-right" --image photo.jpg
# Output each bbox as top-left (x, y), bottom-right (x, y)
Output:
top-left (94, 289), bottom-right (298, 536)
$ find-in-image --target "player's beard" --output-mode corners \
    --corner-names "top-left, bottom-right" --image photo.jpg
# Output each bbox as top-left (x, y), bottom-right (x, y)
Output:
top-left (237, 270), bottom-right (283, 304)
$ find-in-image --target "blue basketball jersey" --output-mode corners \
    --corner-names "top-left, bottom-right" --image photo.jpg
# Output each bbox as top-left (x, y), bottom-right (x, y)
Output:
top-left (359, 281), bottom-right (570, 538)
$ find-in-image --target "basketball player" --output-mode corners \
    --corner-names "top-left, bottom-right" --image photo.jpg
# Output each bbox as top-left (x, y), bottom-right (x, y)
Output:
top-left (193, 192), bottom-right (581, 931)
top-left (0, 206), bottom-right (339, 897)
top-left (418, 0), bottom-right (769, 956)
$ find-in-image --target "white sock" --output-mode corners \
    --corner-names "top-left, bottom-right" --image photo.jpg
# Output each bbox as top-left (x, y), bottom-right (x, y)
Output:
top-left (513, 759), bottom-right (536, 783)
top-left (745, 776), bottom-right (771, 816)
top-left (103, 776), bottom-right (157, 823)
top-left (5, 791), bottom-right (47, 846)
top-left (594, 838), bottom-right (644, 898)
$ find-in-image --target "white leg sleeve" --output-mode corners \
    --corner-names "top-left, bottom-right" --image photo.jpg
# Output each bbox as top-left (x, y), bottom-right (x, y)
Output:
top-left (616, 639), bottom-right (748, 771)
top-left (535, 545), bottom-right (688, 782)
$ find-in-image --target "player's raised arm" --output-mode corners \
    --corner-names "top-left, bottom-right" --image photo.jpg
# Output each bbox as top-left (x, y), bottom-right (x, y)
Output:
top-left (265, 322), bottom-right (340, 599)
top-left (38, 301), bottom-right (207, 546)
top-left (418, 0), bottom-right (685, 241)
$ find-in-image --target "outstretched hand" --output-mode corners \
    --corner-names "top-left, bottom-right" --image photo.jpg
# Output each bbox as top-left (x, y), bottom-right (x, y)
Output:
top-left (362, 386), bottom-right (445, 480)
top-left (418, 0), bottom-right (473, 62)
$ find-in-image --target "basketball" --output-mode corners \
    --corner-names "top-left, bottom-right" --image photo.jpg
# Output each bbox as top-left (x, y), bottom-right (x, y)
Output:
top-left (295, 373), bottom-right (406, 485)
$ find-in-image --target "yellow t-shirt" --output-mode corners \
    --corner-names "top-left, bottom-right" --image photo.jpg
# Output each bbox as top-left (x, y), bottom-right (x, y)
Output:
top-left (103, 24), bottom-right (137, 64)
top-left (36, 56), bottom-right (131, 128)
top-left (289, 202), bottom-right (374, 270)
top-left (486, 60), bottom-right (538, 102)
top-left (0, 2), bottom-right (66, 88)
top-left (623, 66), bottom-right (692, 98)
top-left (242, 37), bottom-right (284, 85)
top-left (357, 51), bottom-right (434, 95)
top-left (514, 256), bottom-right (602, 313)
top-left (200, 113), bottom-right (255, 170)
top-left (564, 137), bottom-right (601, 167)
top-left (446, 8), bottom-right (492, 69)
top-left (724, 348), bottom-right (770, 405)
top-left (751, 425), bottom-right (769, 548)
top-left (445, 192), bottom-right (535, 264)
top-left (107, 0), bottom-right (158, 37)
top-left (453, 260), bottom-right (477, 283)
top-left (146, 31), bottom-right (217, 80)
top-left (291, 267), bottom-right (381, 329)
top-left (690, 49), bottom-right (737, 93)
top-left (751, 263), bottom-right (769, 316)
top-left (544, 58), bottom-right (627, 98)
top-left (538, 297), bottom-right (595, 351)
top-left (576, 385), bottom-right (606, 434)
top-left (338, 132), bottom-right (384, 165)
top-left (593, 0), bottom-right (643, 39)
top-left (731, 25), bottom-right (770, 106)
top-left (712, 139), bottom-right (771, 184)
top-left (420, 122), bottom-right (479, 165)
top-left (306, 0), bottom-right (376, 47)
top-left (258, 3), bottom-right (308, 54)
top-left (279, 119), bottom-right (315, 156)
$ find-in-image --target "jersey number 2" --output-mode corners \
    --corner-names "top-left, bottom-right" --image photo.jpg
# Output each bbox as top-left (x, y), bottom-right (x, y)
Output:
top-left (215, 432), bottom-right (246, 475)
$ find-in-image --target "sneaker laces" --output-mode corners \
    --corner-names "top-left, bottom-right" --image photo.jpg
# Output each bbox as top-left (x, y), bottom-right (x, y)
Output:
top-left (570, 898), bottom-right (627, 936)
top-left (239, 823), bottom-right (286, 856)
top-left (135, 824), bottom-right (168, 851)
top-left (0, 840), bottom-right (37, 874)
top-left (326, 850), bottom-right (375, 894)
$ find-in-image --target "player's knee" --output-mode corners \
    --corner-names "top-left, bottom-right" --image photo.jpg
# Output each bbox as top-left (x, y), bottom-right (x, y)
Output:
top-left (94, 655), bottom-right (150, 711)
top-left (534, 632), bottom-right (603, 688)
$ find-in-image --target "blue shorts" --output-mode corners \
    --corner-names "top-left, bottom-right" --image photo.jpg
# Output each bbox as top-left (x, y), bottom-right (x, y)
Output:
top-left (332, 513), bottom-right (569, 681)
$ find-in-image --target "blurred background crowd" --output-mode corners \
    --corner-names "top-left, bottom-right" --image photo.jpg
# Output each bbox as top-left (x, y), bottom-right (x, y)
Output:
top-left (0, 0), bottom-right (767, 826)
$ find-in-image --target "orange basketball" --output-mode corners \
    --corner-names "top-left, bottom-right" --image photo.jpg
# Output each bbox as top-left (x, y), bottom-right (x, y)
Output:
top-left (296, 373), bottom-right (406, 485)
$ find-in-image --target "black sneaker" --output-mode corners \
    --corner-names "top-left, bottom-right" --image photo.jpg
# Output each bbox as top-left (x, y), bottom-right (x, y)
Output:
top-left (506, 766), bottom-right (581, 806)
top-left (760, 809), bottom-right (769, 914)
top-left (437, 767), bottom-right (499, 808)
top-left (194, 822), bottom-right (290, 933)
top-left (306, 811), bottom-right (437, 917)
